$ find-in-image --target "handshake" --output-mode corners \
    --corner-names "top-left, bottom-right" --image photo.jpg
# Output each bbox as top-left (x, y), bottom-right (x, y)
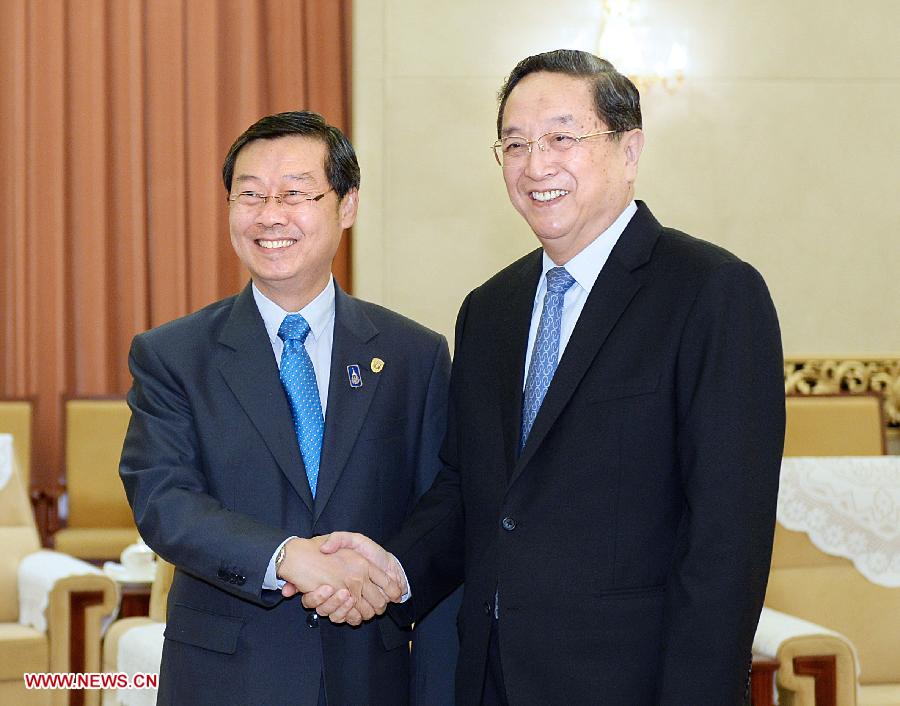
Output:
top-left (276, 532), bottom-right (406, 626)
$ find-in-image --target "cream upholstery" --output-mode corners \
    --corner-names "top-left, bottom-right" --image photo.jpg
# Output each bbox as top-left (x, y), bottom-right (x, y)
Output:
top-left (760, 393), bottom-right (899, 706)
top-left (54, 398), bottom-right (137, 560)
top-left (102, 560), bottom-right (173, 706)
top-left (783, 393), bottom-right (885, 457)
top-left (0, 433), bottom-right (119, 706)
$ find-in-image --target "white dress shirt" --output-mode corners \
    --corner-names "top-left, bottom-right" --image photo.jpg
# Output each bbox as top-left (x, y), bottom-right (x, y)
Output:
top-left (253, 277), bottom-right (336, 590)
top-left (522, 200), bottom-right (637, 386)
top-left (252, 278), bottom-right (335, 414)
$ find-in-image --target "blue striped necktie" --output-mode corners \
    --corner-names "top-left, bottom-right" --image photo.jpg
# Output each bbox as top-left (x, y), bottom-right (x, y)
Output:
top-left (278, 314), bottom-right (324, 497)
top-left (520, 267), bottom-right (576, 451)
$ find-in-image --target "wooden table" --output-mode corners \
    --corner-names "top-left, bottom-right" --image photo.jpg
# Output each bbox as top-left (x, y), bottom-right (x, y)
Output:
top-left (750, 653), bottom-right (779, 706)
top-left (118, 581), bottom-right (152, 618)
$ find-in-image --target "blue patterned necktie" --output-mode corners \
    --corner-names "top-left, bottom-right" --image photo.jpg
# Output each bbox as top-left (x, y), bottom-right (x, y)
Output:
top-left (520, 267), bottom-right (576, 452)
top-left (278, 314), bottom-right (324, 497)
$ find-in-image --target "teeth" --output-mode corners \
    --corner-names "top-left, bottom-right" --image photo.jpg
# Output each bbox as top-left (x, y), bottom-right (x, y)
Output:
top-left (531, 189), bottom-right (568, 202)
top-left (258, 239), bottom-right (294, 249)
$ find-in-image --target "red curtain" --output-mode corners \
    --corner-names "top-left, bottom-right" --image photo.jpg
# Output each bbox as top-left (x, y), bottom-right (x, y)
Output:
top-left (0, 0), bottom-right (352, 534)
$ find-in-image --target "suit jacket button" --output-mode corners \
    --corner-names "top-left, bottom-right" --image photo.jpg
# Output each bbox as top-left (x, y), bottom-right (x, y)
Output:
top-left (236, 575), bottom-right (246, 586)
top-left (217, 569), bottom-right (227, 580)
top-left (483, 601), bottom-right (492, 615)
top-left (307, 613), bottom-right (319, 628)
top-left (501, 517), bottom-right (517, 531)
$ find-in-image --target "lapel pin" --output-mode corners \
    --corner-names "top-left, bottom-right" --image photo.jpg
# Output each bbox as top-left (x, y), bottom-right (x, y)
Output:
top-left (370, 357), bottom-right (384, 374)
top-left (346, 364), bottom-right (363, 388)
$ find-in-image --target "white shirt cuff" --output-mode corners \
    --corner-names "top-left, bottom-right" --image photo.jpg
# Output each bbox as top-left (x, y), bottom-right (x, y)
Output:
top-left (262, 536), bottom-right (296, 591)
top-left (391, 553), bottom-right (412, 603)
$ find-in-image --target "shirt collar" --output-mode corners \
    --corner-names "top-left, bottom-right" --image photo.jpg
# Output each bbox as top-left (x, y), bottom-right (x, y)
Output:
top-left (252, 277), bottom-right (336, 345)
top-left (541, 199), bottom-right (638, 294)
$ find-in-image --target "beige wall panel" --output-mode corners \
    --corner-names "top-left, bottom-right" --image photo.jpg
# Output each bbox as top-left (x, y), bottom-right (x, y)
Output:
top-left (383, 0), bottom-right (605, 79)
top-left (352, 73), bottom-right (388, 301)
top-left (639, 77), bottom-right (900, 353)
top-left (378, 76), bottom-right (529, 332)
top-left (671, 0), bottom-right (900, 79)
top-left (354, 0), bottom-right (900, 354)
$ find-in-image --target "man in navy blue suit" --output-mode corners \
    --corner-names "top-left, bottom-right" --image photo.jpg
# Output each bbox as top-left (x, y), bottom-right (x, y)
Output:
top-left (120, 111), bottom-right (458, 705)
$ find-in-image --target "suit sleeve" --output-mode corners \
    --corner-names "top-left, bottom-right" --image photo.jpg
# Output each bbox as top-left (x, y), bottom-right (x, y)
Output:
top-left (120, 333), bottom-right (288, 606)
top-left (408, 333), bottom-right (462, 706)
top-left (658, 261), bottom-right (785, 705)
top-left (388, 292), bottom-right (472, 624)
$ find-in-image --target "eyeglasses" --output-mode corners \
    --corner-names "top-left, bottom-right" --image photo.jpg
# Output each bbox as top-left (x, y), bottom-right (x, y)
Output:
top-left (491, 130), bottom-right (617, 166)
top-left (227, 188), bottom-right (333, 209)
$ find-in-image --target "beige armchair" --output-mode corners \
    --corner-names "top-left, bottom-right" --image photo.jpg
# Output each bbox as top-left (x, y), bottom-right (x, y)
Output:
top-left (0, 433), bottom-right (119, 706)
top-left (53, 398), bottom-right (137, 561)
top-left (755, 607), bottom-right (858, 706)
top-left (101, 559), bottom-right (173, 706)
top-left (783, 392), bottom-right (886, 457)
top-left (757, 393), bottom-right (900, 706)
top-left (764, 532), bottom-right (900, 706)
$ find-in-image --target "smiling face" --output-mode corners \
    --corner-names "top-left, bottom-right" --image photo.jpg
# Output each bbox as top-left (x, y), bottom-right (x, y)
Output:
top-left (228, 135), bottom-right (357, 311)
top-left (499, 71), bottom-right (644, 264)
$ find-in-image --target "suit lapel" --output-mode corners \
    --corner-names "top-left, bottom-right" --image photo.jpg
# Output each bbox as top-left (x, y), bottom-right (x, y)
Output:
top-left (217, 284), bottom-right (315, 513)
top-left (495, 251), bottom-right (543, 477)
top-left (313, 286), bottom-right (381, 523)
top-left (510, 202), bottom-right (660, 485)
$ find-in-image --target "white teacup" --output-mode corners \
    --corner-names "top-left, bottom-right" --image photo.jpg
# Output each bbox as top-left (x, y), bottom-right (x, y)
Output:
top-left (120, 540), bottom-right (156, 578)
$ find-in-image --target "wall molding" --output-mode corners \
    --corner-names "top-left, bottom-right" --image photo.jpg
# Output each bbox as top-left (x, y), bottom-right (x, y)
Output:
top-left (784, 357), bottom-right (900, 432)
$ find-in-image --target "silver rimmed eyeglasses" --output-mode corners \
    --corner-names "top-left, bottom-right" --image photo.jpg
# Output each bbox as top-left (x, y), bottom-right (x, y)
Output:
top-left (492, 130), bottom-right (617, 166)
top-left (227, 188), bottom-right (334, 208)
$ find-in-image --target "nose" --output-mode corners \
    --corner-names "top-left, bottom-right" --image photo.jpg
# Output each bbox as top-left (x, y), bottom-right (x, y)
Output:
top-left (522, 138), bottom-right (556, 180)
top-left (255, 196), bottom-right (289, 226)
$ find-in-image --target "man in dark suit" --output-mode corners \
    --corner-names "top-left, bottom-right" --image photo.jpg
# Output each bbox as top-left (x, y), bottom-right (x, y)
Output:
top-left (119, 111), bottom-right (458, 705)
top-left (312, 50), bottom-right (785, 705)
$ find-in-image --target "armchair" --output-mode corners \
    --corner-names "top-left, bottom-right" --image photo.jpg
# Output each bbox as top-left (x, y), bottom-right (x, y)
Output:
top-left (0, 433), bottom-right (119, 706)
top-left (101, 559), bottom-right (173, 706)
top-left (53, 398), bottom-right (137, 561)
top-left (755, 393), bottom-right (900, 706)
top-left (754, 607), bottom-right (858, 706)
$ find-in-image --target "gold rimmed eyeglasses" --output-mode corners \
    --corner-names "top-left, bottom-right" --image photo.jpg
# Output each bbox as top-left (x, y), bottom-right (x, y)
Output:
top-left (492, 130), bottom-right (617, 166)
top-left (227, 188), bottom-right (333, 208)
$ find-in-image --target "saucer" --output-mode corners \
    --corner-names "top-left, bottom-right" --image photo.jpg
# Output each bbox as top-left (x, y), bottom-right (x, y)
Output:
top-left (103, 561), bottom-right (156, 584)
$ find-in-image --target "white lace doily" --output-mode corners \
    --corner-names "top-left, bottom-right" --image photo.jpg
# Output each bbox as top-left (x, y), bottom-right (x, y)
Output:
top-left (778, 457), bottom-right (900, 587)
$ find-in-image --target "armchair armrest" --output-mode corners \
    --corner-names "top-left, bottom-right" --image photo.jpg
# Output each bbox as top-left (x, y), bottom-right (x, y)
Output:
top-left (753, 607), bottom-right (858, 706)
top-left (18, 550), bottom-right (117, 631)
top-left (18, 550), bottom-right (119, 686)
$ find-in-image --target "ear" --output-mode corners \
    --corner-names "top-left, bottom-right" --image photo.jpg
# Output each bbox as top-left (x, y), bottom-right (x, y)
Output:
top-left (623, 129), bottom-right (645, 181)
top-left (338, 188), bottom-right (359, 229)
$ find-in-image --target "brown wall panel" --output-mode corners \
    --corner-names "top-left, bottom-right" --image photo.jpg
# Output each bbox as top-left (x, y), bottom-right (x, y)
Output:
top-left (145, 0), bottom-right (189, 329)
top-left (27, 1), bottom-right (68, 489)
top-left (67, 0), bottom-right (110, 393)
top-left (0, 0), bottom-right (353, 539)
top-left (107, 0), bottom-right (150, 393)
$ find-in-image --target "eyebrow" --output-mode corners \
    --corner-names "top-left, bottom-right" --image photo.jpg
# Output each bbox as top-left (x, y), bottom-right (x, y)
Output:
top-left (501, 114), bottom-right (576, 137)
top-left (233, 172), bottom-right (319, 185)
top-left (283, 172), bottom-right (317, 183)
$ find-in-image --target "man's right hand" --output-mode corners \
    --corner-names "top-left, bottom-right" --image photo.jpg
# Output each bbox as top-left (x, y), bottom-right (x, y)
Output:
top-left (300, 532), bottom-right (408, 623)
top-left (276, 536), bottom-right (401, 625)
